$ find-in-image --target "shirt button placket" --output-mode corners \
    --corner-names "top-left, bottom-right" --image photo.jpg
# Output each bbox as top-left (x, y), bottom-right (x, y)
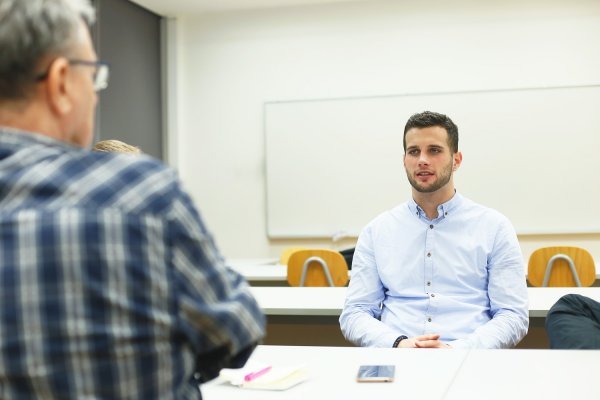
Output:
top-left (424, 222), bottom-right (435, 306)
top-left (426, 220), bottom-right (440, 333)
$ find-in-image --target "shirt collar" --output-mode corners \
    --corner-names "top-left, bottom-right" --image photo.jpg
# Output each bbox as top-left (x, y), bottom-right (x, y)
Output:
top-left (0, 127), bottom-right (83, 152)
top-left (407, 190), bottom-right (464, 221)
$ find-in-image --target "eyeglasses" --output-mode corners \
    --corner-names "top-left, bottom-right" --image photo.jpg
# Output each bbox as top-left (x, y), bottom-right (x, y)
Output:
top-left (69, 59), bottom-right (110, 91)
top-left (35, 59), bottom-right (110, 92)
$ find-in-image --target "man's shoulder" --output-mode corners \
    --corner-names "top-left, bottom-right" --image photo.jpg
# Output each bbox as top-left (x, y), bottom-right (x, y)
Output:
top-left (84, 150), bottom-right (172, 177)
top-left (456, 196), bottom-right (516, 238)
top-left (73, 152), bottom-right (181, 211)
top-left (365, 201), bottom-right (412, 228)
top-left (458, 195), bottom-right (510, 223)
top-left (7, 145), bottom-right (183, 215)
top-left (62, 150), bottom-right (175, 188)
top-left (0, 131), bottom-right (172, 183)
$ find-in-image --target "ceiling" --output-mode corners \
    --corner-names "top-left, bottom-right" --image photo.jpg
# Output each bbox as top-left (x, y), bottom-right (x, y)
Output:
top-left (129, 0), bottom-right (372, 17)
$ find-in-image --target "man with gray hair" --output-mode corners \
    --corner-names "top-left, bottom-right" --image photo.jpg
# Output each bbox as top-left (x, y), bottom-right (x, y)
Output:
top-left (0, 1), bottom-right (265, 398)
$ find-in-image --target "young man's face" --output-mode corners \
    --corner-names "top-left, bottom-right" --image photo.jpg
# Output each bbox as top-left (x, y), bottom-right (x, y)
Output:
top-left (403, 126), bottom-right (461, 194)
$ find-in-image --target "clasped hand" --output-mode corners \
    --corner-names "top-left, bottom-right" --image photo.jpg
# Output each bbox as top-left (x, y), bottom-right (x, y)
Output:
top-left (397, 333), bottom-right (451, 349)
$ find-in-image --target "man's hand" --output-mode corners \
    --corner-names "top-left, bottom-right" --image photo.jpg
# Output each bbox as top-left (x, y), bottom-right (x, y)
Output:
top-left (398, 334), bottom-right (451, 349)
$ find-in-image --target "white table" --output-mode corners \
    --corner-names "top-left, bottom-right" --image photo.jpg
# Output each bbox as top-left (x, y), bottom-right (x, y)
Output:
top-left (202, 345), bottom-right (600, 400)
top-left (227, 260), bottom-right (352, 283)
top-left (250, 287), bottom-right (600, 348)
top-left (228, 258), bottom-right (599, 285)
top-left (250, 286), bottom-right (600, 317)
top-left (202, 345), bottom-right (469, 400)
top-left (251, 287), bottom-right (346, 316)
top-left (445, 349), bottom-right (600, 399)
top-left (228, 263), bottom-right (287, 282)
top-left (528, 287), bottom-right (600, 317)
top-left (227, 258), bottom-right (280, 266)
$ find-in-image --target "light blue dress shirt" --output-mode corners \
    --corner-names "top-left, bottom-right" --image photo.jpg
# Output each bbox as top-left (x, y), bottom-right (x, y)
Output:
top-left (340, 192), bottom-right (529, 349)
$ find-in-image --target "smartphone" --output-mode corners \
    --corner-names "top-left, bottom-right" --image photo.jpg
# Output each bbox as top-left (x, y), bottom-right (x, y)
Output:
top-left (356, 365), bottom-right (395, 382)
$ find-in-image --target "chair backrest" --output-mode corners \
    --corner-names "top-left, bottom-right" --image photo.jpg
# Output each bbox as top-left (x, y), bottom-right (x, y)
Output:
top-left (287, 249), bottom-right (349, 287)
top-left (527, 246), bottom-right (596, 287)
top-left (339, 247), bottom-right (355, 270)
top-left (280, 247), bottom-right (307, 265)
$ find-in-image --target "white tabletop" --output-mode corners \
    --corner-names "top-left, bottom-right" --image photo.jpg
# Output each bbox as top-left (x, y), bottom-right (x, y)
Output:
top-left (227, 258), bottom-right (280, 266)
top-left (202, 345), bottom-right (469, 400)
top-left (251, 287), bottom-right (347, 316)
top-left (227, 260), bottom-right (352, 282)
top-left (250, 286), bottom-right (600, 317)
top-left (229, 264), bottom-right (288, 281)
top-left (527, 287), bottom-right (600, 317)
top-left (228, 258), bottom-right (599, 283)
top-left (202, 345), bottom-right (600, 400)
top-left (445, 349), bottom-right (600, 399)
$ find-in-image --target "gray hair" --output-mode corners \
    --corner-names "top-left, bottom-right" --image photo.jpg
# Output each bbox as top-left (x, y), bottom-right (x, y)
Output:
top-left (0, 0), bottom-right (96, 101)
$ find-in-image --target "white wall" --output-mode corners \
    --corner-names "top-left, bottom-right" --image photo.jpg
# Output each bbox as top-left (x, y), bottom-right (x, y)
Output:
top-left (173, 0), bottom-right (600, 260)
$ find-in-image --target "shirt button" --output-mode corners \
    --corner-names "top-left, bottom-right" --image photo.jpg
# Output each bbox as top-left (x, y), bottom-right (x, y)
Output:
top-left (429, 224), bottom-right (434, 229)
top-left (431, 293), bottom-right (435, 297)
top-left (427, 281), bottom-right (431, 286)
top-left (428, 318), bottom-right (432, 322)
top-left (427, 252), bottom-right (431, 257)
top-left (445, 212), bottom-right (448, 216)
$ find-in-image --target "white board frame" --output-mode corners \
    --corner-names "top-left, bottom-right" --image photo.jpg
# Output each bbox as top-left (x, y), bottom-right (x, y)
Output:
top-left (265, 85), bottom-right (600, 238)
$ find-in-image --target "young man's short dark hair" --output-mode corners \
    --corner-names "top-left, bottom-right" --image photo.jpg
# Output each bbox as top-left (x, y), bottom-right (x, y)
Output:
top-left (403, 111), bottom-right (459, 153)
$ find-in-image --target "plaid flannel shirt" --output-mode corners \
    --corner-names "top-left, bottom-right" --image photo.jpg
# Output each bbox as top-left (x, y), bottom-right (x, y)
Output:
top-left (0, 129), bottom-right (265, 399)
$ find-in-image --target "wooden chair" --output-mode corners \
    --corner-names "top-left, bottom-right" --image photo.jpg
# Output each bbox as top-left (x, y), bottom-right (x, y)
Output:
top-left (287, 249), bottom-right (349, 287)
top-left (339, 247), bottom-right (355, 269)
top-left (280, 247), bottom-right (307, 265)
top-left (527, 246), bottom-right (596, 287)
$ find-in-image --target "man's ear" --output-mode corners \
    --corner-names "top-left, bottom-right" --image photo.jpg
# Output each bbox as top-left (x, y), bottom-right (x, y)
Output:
top-left (453, 151), bottom-right (463, 171)
top-left (44, 57), bottom-right (73, 116)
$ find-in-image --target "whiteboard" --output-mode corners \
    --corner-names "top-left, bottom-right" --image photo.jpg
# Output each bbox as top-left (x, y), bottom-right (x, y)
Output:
top-left (264, 85), bottom-right (600, 238)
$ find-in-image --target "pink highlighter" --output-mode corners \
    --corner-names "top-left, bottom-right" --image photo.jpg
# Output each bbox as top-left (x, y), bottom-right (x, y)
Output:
top-left (244, 366), bottom-right (272, 382)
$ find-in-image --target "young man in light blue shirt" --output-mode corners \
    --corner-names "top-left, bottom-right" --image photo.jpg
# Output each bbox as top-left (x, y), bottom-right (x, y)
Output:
top-left (340, 111), bottom-right (528, 349)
